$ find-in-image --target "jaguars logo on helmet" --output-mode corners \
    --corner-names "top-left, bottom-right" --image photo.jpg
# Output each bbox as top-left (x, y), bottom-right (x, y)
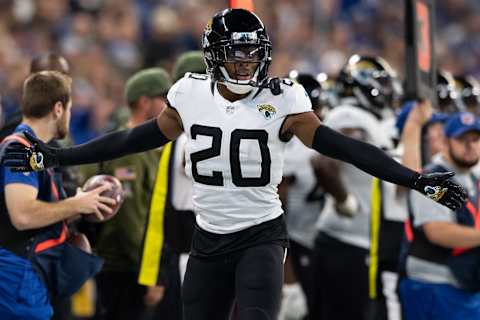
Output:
top-left (437, 70), bottom-right (462, 113)
top-left (289, 70), bottom-right (322, 110)
top-left (338, 54), bottom-right (401, 119)
top-left (453, 74), bottom-right (480, 114)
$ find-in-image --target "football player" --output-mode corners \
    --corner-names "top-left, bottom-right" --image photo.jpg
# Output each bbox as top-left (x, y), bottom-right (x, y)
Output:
top-left (311, 55), bottom-right (400, 319)
top-left (316, 72), bottom-right (340, 116)
top-left (453, 74), bottom-right (480, 115)
top-left (279, 71), bottom-right (325, 319)
top-left (2, 9), bottom-right (467, 320)
top-left (437, 70), bottom-right (462, 113)
top-left (310, 55), bottom-right (434, 320)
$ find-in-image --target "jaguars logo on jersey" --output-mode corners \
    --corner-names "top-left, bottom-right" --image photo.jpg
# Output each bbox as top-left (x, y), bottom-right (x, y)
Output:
top-left (257, 104), bottom-right (277, 120)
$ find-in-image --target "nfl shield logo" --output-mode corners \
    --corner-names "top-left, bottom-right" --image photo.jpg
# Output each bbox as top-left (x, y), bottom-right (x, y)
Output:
top-left (226, 106), bottom-right (235, 114)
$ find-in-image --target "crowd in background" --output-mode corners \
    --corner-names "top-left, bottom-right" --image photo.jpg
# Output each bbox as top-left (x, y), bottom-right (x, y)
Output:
top-left (0, 0), bottom-right (480, 143)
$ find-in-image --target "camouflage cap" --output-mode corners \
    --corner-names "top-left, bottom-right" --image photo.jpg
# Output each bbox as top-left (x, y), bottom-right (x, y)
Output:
top-left (125, 68), bottom-right (172, 104)
top-left (172, 51), bottom-right (207, 81)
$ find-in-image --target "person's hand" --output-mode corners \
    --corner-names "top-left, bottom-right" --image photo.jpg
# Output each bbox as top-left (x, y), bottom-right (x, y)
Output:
top-left (334, 193), bottom-right (359, 218)
top-left (2, 131), bottom-right (59, 171)
top-left (71, 184), bottom-right (117, 221)
top-left (144, 285), bottom-right (165, 306)
top-left (413, 172), bottom-right (467, 210)
top-left (407, 100), bottom-right (433, 127)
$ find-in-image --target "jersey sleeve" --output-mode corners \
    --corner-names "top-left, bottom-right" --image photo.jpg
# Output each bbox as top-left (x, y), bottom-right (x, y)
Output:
top-left (323, 105), bottom-right (393, 149)
top-left (166, 74), bottom-right (199, 126)
top-left (166, 77), bottom-right (185, 111)
top-left (283, 142), bottom-right (297, 177)
top-left (288, 83), bottom-right (313, 115)
top-left (3, 167), bottom-right (39, 189)
top-left (283, 138), bottom-right (305, 177)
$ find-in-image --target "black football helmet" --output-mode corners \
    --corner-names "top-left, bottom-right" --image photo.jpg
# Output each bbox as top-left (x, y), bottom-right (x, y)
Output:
top-left (316, 72), bottom-right (339, 110)
top-left (437, 70), bottom-right (462, 113)
top-left (338, 54), bottom-right (401, 118)
top-left (288, 70), bottom-right (322, 109)
top-left (453, 75), bottom-right (480, 115)
top-left (202, 9), bottom-right (272, 93)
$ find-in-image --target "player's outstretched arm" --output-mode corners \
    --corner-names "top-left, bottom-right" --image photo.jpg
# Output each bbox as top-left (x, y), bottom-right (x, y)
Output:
top-left (2, 107), bottom-right (183, 171)
top-left (283, 111), bottom-right (467, 211)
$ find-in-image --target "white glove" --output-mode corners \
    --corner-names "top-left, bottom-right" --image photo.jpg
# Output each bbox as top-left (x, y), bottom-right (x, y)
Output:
top-left (335, 193), bottom-right (359, 218)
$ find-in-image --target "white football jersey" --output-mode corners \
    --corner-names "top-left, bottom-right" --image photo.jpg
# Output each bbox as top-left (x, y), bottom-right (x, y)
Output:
top-left (171, 134), bottom-right (193, 211)
top-left (167, 73), bottom-right (312, 234)
top-left (316, 104), bottom-right (402, 248)
top-left (283, 137), bottom-right (323, 249)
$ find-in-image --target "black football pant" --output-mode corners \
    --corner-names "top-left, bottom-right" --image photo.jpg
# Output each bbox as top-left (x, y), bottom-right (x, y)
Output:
top-left (152, 251), bottom-right (182, 320)
top-left (310, 232), bottom-right (370, 320)
top-left (182, 243), bottom-right (285, 320)
top-left (95, 272), bottom-right (147, 320)
top-left (289, 240), bottom-right (314, 319)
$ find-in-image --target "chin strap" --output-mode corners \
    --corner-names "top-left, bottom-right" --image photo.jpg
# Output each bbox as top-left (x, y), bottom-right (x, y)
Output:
top-left (250, 77), bottom-right (282, 96)
top-left (266, 78), bottom-right (282, 95)
top-left (218, 77), bottom-right (283, 96)
top-left (223, 81), bottom-right (253, 95)
top-left (217, 63), bottom-right (283, 96)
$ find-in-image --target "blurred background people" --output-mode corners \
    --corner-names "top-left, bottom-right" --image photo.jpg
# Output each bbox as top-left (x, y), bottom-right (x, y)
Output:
top-left (279, 71), bottom-right (326, 320)
top-left (400, 112), bottom-right (480, 320)
top-left (0, 71), bottom-right (110, 320)
top-left (308, 54), bottom-right (430, 320)
top-left (436, 70), bottom-right (462, 114)
top-left (453, 75), bottom-right (480, 115)
top-left (78, 68), bottom-right (173, 320)
top-left (0, 52), bottom-right (70, 140)
top-left (0, 0), bottom-right (479, 148)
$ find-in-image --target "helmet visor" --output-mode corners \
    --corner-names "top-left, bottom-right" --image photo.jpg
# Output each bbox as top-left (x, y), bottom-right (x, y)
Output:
top-left (224, 44), bottom-right (266, 63)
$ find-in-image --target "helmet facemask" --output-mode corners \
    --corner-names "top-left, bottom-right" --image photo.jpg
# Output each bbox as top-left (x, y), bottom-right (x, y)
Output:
top-left (437, 71), bottom-right (462, 113)
top-left (354, 68), bottom-right (398, 108)
top-left (340, 55), bottom-right (402, 119)
top-left (204, 31), bottom-right (272, 94)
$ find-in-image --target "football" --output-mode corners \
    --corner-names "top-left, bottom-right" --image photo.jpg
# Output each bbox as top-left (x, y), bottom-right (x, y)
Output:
top-left (82, 174), bottom-right (124, 223)
top-left (68, 232), bottom-right (92, 253)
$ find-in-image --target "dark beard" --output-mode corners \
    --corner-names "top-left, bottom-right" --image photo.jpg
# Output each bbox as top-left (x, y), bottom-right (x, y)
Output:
top-left (449, 148), bottom-right (479, 169)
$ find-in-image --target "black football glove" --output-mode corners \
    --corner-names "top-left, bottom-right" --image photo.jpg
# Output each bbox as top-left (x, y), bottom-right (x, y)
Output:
top-left (2, 131), bottom-right (59, 171)
top-left (413, 172), bottom-right (467, 211)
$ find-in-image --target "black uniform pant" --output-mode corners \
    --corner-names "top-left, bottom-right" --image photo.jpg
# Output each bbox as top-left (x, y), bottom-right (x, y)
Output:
top-left (289, 240), bottom-right (314, 318)
top-left (95, 262), bottom-right (182, 320)
top-left (95, 272), bottom-right (148, 320)
top-left (182, 243), bottom-right (285, 320)
top-left (152, 251), bottom-right (182, 320)
top-left (311, 232), bottom-right (370, 320)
